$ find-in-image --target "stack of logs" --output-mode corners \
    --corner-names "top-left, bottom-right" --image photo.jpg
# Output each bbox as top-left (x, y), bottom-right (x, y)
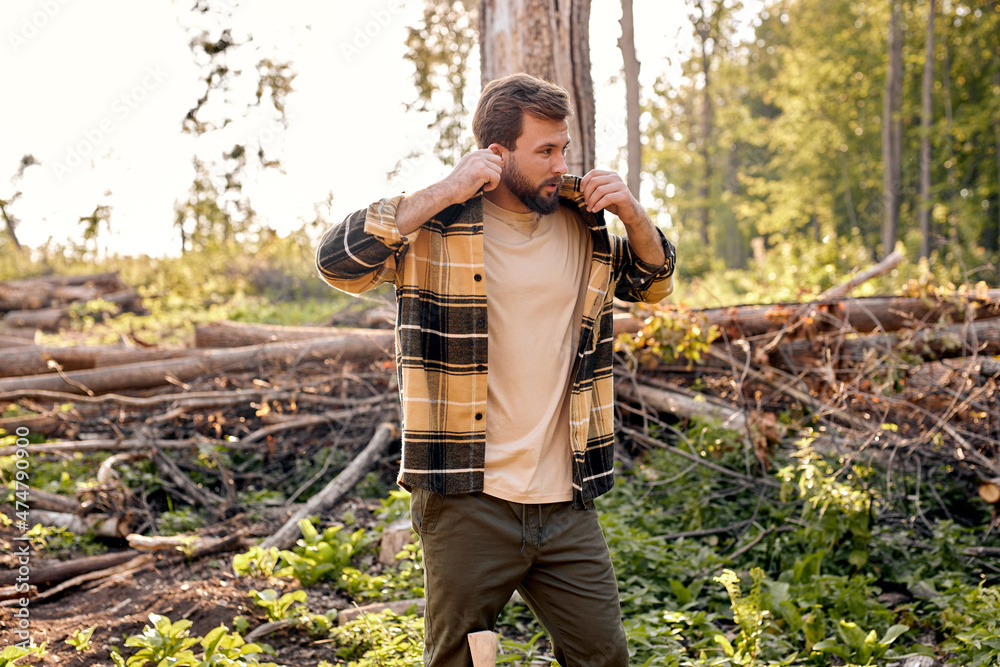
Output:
top-left (0, 271), bottom-right (145, 337)
top-left (1, 257), bottom-right (999, 601)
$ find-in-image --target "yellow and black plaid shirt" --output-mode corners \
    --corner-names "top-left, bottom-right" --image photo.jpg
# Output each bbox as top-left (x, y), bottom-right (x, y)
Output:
top-left (316, 175), bottom-right (676, 509)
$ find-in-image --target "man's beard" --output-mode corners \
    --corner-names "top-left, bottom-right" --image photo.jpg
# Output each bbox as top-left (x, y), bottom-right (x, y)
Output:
top-left (503, 156), bottom-right (561, 215)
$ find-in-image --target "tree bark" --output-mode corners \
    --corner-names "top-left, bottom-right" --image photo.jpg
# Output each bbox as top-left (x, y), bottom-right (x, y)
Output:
top-left (479, 0), bottom-right (595, 175)
top-left (881, 2), bottom-right (903, 257)
top-left (618, 0), bottom-right (642, 198)
top-left (918, 0), bottom-right (935, 259)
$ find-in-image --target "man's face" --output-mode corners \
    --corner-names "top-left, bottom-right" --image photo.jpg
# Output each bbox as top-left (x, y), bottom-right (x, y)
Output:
top-left (502, 115), bottom-right (570, 215)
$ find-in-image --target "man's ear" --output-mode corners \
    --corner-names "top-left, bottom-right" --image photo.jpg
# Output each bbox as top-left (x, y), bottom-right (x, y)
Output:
top-left (487, 143), bottom-right (505, 165)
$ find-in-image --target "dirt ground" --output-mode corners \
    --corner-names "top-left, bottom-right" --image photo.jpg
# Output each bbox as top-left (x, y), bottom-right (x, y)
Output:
top-left (0, 497), bottom-right (381, 667)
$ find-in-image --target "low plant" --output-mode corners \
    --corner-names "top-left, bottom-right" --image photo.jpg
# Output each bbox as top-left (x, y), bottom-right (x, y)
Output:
top-left (65, 625), bottom-right (97, 653)
top-left (327, 608), bottom-right (424, 667)
top-left (248, 588), bottom-right (308, 623)
top-left (0, 646), bottom-right (44, 666)
top-left (109, 614), bottom-right (277, 667)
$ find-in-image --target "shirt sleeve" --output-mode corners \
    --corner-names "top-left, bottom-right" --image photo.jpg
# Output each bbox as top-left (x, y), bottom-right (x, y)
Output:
top-left (610, 228), bottom-right (676, 303)
top-left (315, 195), bottom-right (419, 294)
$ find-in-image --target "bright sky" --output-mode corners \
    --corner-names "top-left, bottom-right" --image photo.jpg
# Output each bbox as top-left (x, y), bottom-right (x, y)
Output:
top-left (0, 0), bottom-right (718, 257)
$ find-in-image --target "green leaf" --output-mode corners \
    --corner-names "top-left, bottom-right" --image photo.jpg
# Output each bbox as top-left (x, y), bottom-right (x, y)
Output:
top-left (879, 624), bottom-right (910, 646)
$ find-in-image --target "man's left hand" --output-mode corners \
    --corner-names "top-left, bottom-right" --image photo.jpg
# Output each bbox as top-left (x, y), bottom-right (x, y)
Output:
top-left (580, 170), bottom-right (646, 227)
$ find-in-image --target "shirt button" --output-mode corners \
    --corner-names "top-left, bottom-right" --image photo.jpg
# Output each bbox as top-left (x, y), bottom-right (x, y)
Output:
top-left (476, 318), bottom-right (486, 327)
top-left (476, 364), bottom-right (486, 372)
top-left (474, 274), bottom-right (482, 281)
top-left (475, 413), bottom-right (483, 420)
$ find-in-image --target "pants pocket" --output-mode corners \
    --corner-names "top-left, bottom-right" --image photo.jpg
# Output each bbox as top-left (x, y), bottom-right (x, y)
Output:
top-left (409, 487), bottom-right (444, 535)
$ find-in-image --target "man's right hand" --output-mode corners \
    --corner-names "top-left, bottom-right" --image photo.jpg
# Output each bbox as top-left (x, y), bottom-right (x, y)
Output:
top-left (395, 147), bottom-right (504, 236)
top-left (442, 146), bottom-right (504, 201)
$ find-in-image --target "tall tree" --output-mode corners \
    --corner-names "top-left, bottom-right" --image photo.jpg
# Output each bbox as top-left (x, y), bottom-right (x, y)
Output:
top-left (0, 155), bottom-right (39, 255)
top-left (173, 0), bottom-right (295, 253)
top-left (918, 0), bottom-right (935, 259)
top-left (618, 0), bottom-right (642, 197)
top-left (881, 1), bottom-right (903, 258)
top-left (479, 0), bottom-right (596, 175)
top-left (692, 0), bottom-right (715, 246)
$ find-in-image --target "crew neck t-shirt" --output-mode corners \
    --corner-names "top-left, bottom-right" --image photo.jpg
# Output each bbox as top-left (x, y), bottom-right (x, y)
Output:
top-left (480, 196), bottom-right (592, 504)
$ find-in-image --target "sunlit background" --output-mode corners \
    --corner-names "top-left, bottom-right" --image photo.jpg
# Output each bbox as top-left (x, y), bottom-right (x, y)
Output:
top-left (1, 0), bottom-right (753, 257)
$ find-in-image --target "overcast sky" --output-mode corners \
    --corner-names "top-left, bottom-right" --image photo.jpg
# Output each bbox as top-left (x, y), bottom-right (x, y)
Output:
top-left (0, 0), bottom-right (706, 257)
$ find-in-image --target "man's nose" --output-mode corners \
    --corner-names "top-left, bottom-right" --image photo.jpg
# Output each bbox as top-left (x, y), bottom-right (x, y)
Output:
top-left (552, 153), bottom-right (568, 176)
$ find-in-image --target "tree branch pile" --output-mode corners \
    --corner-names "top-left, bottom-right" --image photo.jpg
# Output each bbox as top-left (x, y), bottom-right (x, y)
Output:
top-left (2, 256), bottom-right (998, 596)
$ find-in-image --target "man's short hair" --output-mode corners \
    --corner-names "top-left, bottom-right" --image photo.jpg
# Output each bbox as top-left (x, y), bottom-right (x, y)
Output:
top-left (473, 73), bottom-right (574, 150)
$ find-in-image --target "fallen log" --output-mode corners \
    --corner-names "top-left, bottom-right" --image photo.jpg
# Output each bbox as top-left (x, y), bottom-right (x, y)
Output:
top-left (0, 585), bottom-right (36, 602)
top-left (0, 550), bottom-right (139, 587)
top-left (777, 318), bottom-right (1000, 370)
top-left (617, 291), bottom-right (1000, 340)
top-left (27, 510), bottom-right (131, 538)
top-left (0, 438), bottom-right (201, 457)
top-left (194, 320), bottom-right (383, 348)
top-left (0, 413), bottom-right (65, 435)
top-left (0, 332), bottom-right (395, 395)
top-left (260, 422), bottom-right (397, 551)
top-left (22, 488), bottom-right (79, 514)
top-left (0, 326), bottom-right (38, 340)
top-left (817, 249), bottom-right (904, 300)
top-left (0, 344), bottom-right (201, 378)
top-left (127, 533), bottom-right (210, 552)
top-left (2, 307), bottom-right (70, 331)
top-left (618, 382), bottom-right (750, 433)
top-left (0, 334), bottom-right (35, 347)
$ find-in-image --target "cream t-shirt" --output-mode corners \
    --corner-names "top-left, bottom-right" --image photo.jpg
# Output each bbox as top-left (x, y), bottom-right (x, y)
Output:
top-left (481, 197), bottom-right (591, 504)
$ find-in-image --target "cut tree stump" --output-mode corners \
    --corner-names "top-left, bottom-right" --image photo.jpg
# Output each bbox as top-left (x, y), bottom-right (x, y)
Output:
top-left (379, 517), bottom-right (414, 565)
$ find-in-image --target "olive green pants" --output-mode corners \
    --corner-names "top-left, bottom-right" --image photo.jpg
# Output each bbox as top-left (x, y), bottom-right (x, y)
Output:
top-left (409, 489), bottom-right (629, 667)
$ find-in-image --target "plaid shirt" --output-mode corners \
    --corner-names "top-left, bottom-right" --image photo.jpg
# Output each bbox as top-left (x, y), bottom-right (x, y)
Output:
top-left (316, 175), bottom-right (676, 509)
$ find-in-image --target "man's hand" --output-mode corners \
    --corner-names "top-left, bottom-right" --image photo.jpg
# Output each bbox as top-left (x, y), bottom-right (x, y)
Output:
top-left (581, 169), bottom-right (665, 267)
top-left (442, 146), bottom-right (504, 202)
top-left (396, 147), bottom-right (504, 236)
top-left (580, 169), bottom-right (645, 227)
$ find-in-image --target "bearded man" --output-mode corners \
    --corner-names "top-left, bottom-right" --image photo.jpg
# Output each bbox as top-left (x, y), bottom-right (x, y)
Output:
top-left (316, 72), bottom-right (676, 667)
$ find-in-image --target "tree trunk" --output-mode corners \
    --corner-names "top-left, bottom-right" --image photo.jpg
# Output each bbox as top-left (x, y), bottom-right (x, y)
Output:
top-left (697, 3), bottom-right (713, 247)
top-left (618, 0), bottom-right (641, 198)
top-left (0, 200), bottom-right (23, 254)
top-left (882, 2), bottom-right (903, 257)
top-left (994, 67), bottom-right (1000, 254)
top-left (918, 0), bottom-right (935, 259)
top-left (479, 0), bottom-right (595, 175)
top-left (941, 17), bottom-right (959, 247)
